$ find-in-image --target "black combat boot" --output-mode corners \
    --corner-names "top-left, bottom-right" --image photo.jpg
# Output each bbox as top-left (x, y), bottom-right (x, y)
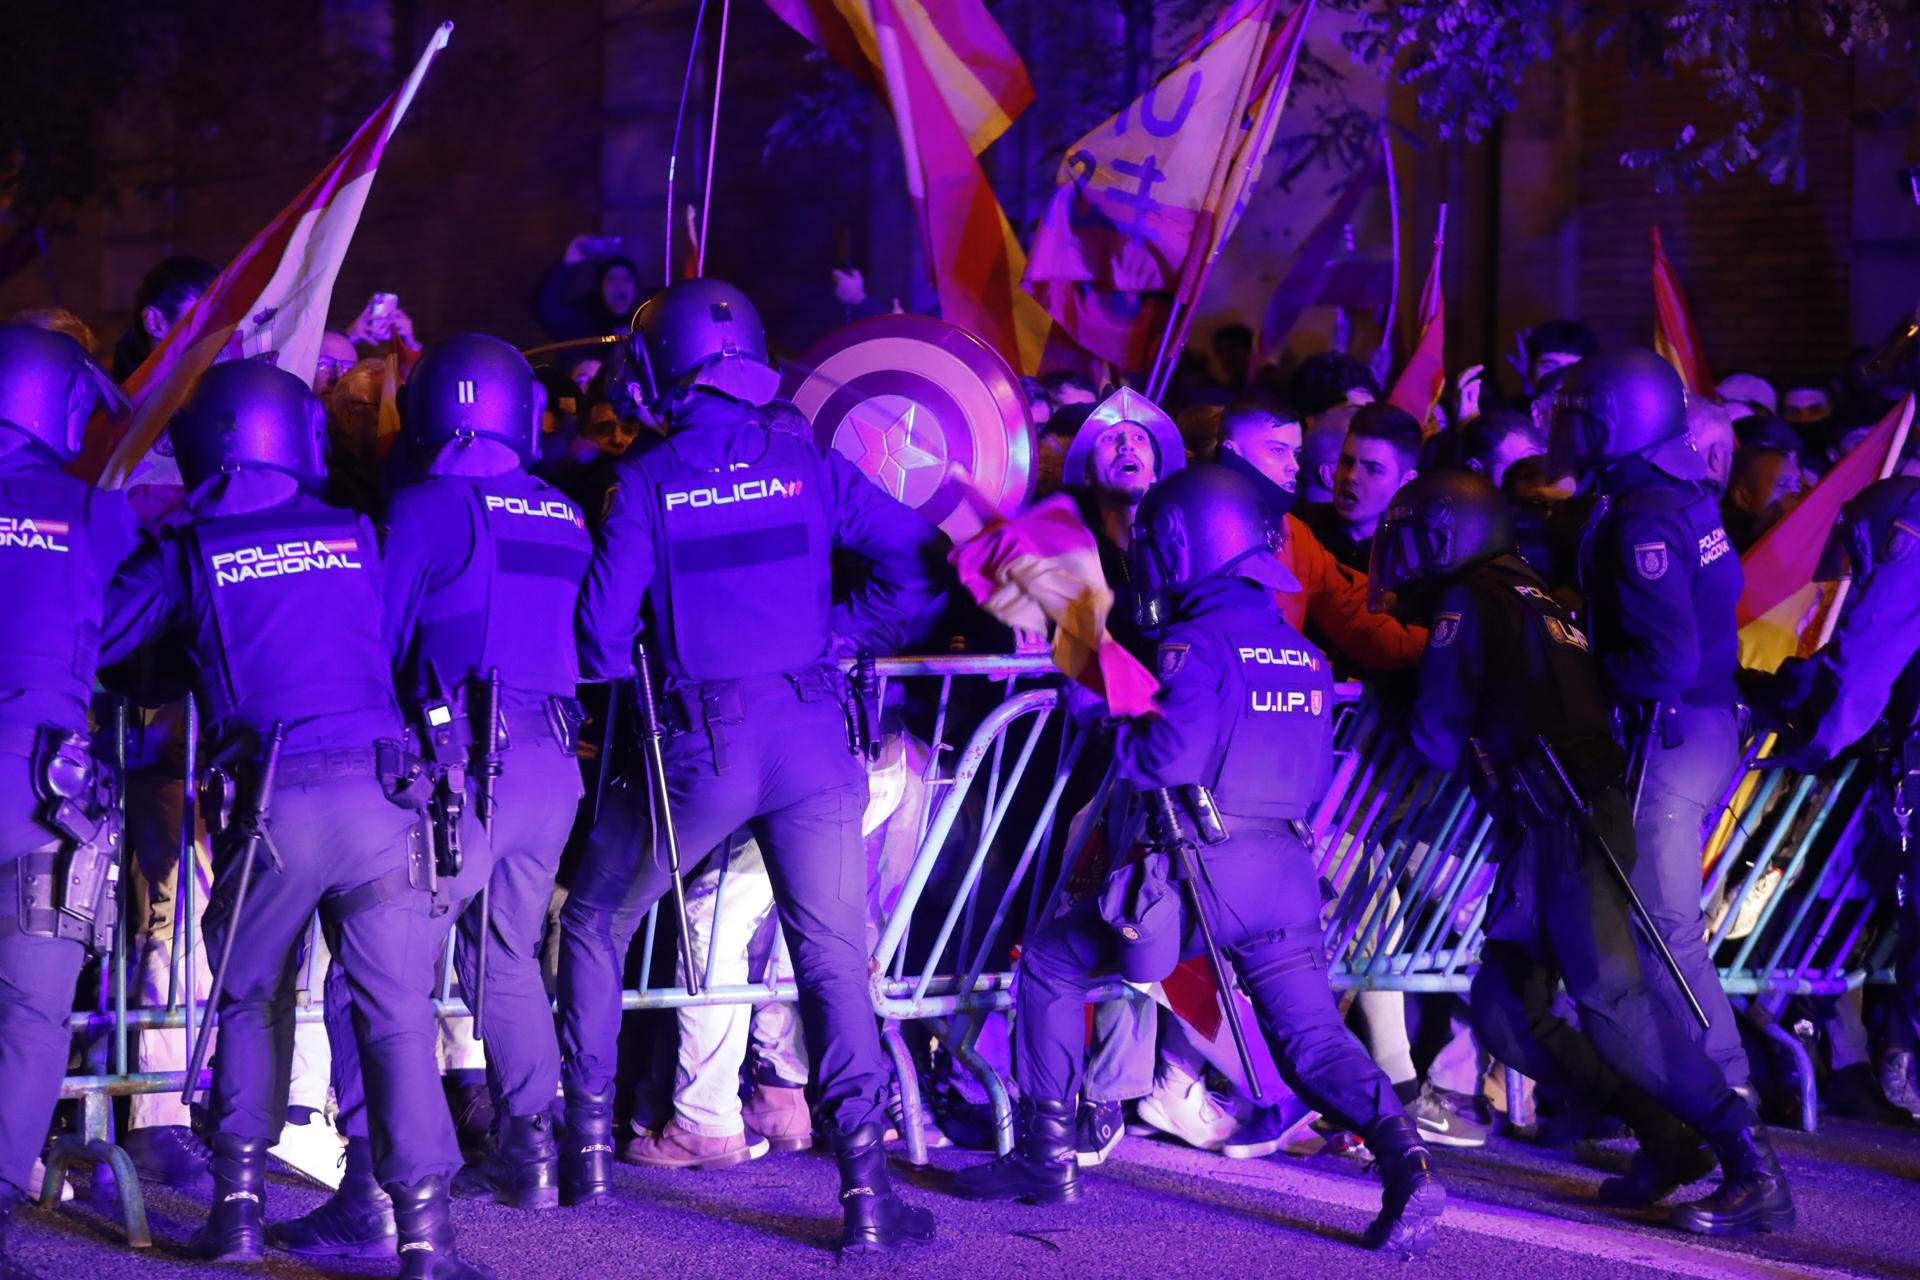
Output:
top-left (951, 1098), bottom-right (1081, 1205)
top-left (1671, 1126), bottom-right (1795, 1235)
top-left (831, 1122), bottom-right (936, 1256)
top-left (558, 1088), bottom-right (616, 1208)
top-left (0, 1184), bottom-right (42, 1279)
top-left (453, 1111), bottom-right (559, 1211)
top-left (1598, 1103), bottom-right (1717, 1209)
top-left (1363, 1115), bottom-right (1445, 1258)
top-left (188, 1133), bottom-right (270, 1263)
top-left (267, 1137), bottom-right (396, 1258)
top-left (385, 1175), bottom-right (494, 1279)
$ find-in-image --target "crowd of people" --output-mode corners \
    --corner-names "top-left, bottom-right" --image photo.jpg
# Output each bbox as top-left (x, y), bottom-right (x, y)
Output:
top-left (0, 232), bottom-right (1917, 1278)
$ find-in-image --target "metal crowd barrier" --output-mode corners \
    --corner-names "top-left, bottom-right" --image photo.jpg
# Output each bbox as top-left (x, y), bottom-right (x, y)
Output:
top-left (38, 662), bottom-right (1909, 1243)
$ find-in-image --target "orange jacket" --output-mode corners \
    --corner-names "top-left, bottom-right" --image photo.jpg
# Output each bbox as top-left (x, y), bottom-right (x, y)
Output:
top-left (1277, 514), bottom-right (1427, 672)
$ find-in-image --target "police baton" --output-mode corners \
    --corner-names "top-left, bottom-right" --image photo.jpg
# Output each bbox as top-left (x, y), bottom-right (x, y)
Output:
top-left (466, 667), bottom-right (503, 1042)
top-left (1533, 736), bottom-right (1711, 1031)
top-left (183, 721), bottom-right (286, 1107)
top-left (632, 645), bottom-right (700, 995)
top-left (1146, 788), bottom-right (1264, 1103)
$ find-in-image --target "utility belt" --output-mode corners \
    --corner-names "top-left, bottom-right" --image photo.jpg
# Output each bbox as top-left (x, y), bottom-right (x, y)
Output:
top-left (0, 725), bottom-right (125, 953)
top-left (1471, 734), bottom-right (1618, 830)
top-left (1136, 784), bottom-right (1312, 853)
top-left (659, 663), bottom-right (860, 770)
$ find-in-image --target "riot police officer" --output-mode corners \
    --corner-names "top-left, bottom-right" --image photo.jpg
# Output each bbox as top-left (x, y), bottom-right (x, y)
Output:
top-left (0, 324), bottom-right (139, 1277)
top-left (98, 360), bottom-right (490, 1278)
top-left (1544, 349), bottom-right (1755, 1095)
top-left (954, 465), bottom-right (1445, 1259)
top-left (561, 279), bottom-right (949, 1254)
top-left (1762, 476), bottom-right (1920, 1107)
top-left (272, 335), bottom-right (589, 1258)
top-left (1374, 471), bottom-right (1792, 1236)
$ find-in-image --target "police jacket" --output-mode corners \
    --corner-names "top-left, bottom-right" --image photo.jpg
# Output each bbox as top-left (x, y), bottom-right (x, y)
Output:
top-left (381, 461), bottom-right (592, 707)
top-left (0, 446), bottom-right (140, 732)
top-left (1579, 457), bottom-right (1741, 710)
top-left (575, 389), bottom-right (951, 685)
top-left (1405, 556), bottom-right (1616, 784)
top-left (1118, 575), bottom-right (1334, 824)
top-left (1788, 487), bottom-right (1920, 759)
top-left (101, 474), bottom-right (404, 753)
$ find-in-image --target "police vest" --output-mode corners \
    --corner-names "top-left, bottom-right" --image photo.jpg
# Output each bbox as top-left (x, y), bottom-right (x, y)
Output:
top-left (0, 469), bottom-right (102, 711)
top-left (405, 473), bottom-right (591, 698)
top-left (1208, 623), bottom-right (1335, 820)
top-left (1471, 561), bottom-right (1615, 764)
top-left (185, 498), bottom-right (396, 733)
top-left (645, 435), bottom-right (834, 683)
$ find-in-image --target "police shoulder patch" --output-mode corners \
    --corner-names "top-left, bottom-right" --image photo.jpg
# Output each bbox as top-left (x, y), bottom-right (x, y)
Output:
top-left (1430, 612), bottom-right (1461, 648)
top-left (1158, 643), bottom-right (1190, 679)
top-left (1633, 541), bottom-right (1670, 581)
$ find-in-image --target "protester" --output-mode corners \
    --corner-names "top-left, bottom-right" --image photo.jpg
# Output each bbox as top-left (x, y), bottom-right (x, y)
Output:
top-left (1297, 402), bottom-right (1423, 572)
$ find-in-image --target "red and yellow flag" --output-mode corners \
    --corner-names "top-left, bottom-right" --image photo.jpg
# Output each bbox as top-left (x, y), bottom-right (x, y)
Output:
top-left (1023, 0), bottom-right (1315, 373)
top-left (74, 24), bottom-right (451, 491)
top-left (1385, 205), bottom-right (1446, 432)
top-left (1737, 393), bottom-right (1915, 672)
top-left (1651, 224), bottom-right (1715, 400)
top-left (766, 0), bottom-right (1049, 372)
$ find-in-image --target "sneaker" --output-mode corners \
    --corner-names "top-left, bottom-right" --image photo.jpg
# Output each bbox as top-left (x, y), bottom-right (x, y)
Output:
top-left (270, 1111), bottom-right (347, 1190)
top-left (742, 1083), bottom-right (814, 1153)
top-left (1404, 1081), bottom-right (1488, 1149)
top-left (620, 1119), bottom-right (769, 1170)
top-left (1826, 1063), bottom-right (1917, 1126)
top-left (1075, 1099), bottom-right (1124, 1167)
top-left (1134, 1077), bottom-right (1239, 1152)
top-left (1880, 1050), bottom-right (1920, 1120)
top-left (883, 1090), bottom-right (953, 1151)
top-left (121, 1125), bottom-right (213, 1191)
top-left (1223, 1098), bottom-right (1315, 1160)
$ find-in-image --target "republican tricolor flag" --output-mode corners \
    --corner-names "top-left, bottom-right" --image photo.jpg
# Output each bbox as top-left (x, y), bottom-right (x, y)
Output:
top-left (73, 23), bottom-right (453, 490)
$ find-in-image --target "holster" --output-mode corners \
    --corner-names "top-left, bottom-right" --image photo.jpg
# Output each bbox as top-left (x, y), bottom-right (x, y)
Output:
top-left (23, 726), bottom-right (123, 953)
top-left (542, 695), bottom-right (585, 756)
top-left (375, 739), bottom-right (449, 893)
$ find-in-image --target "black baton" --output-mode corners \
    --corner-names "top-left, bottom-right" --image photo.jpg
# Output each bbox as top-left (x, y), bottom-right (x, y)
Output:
top-left (633, 645), bottom-right (700, 996)
top-left (467, 667), bottom-right (503, 1041)
top-left (183, 721), bottom-right (286, 1106)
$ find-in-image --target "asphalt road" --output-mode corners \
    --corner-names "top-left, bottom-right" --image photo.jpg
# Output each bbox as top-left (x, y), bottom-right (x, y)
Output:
top-left (14, 1116), bottom-right (1920, 1279)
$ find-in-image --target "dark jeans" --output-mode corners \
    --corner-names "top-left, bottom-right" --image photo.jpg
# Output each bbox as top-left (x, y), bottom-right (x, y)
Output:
top-left (207, 771), bottom-right (461, 1187)
top-left (558, 675), bottom-right (888, 1134)
top-left (1015, 827), bottom-right (1402, 1136)
top-left (1471, 791), bottom-right (1755, 1143)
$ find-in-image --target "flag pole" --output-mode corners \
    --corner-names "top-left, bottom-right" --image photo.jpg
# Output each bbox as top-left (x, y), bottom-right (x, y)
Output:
top-left (1369, 120), bottom-right (1401, 386)
top-left (1810, 391), bottom-right (1915, 650)
top-left (665, 0), bottom-right (716, 282)
top-left (695, 0), bottom-right (733, 276)
top-left (1143, 2), bottom-right (1277, 401)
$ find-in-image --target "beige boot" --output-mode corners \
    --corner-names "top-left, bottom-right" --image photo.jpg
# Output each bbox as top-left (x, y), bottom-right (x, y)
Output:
top-left (742, 1083), bottom-right (814, 1152)
top-left (620, 1119), bottom-right (768, 1170)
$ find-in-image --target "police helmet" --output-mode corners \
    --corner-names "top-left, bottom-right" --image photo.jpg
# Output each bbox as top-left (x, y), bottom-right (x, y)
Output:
top-left (1815, 475), bottom-right (1920, 586)
top-left (404, 333), bottom-right (543, 465)
top-left (171, 359), bottom-right (327, 492)
top-left (1542, 348), bottom-right (1704, 482)
top-left (1130, 464), bottom-right (1300, 632)
top-left (1366, 470), bottom-right (1516, 613)
top-left (0, 323), bottom-right (129, 465)
top-left (627, 278), bottom-right (780, 412)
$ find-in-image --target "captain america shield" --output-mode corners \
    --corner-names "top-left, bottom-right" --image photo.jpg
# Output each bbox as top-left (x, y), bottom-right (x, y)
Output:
top-left (780, 314), bottom-right (1034, 539)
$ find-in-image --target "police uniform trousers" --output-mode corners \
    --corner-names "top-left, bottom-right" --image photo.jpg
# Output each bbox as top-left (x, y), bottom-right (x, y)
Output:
top-left (453, 709), bottom-right (582, 1119)
top-left (558, 671), bottom-right (888, 1135)
top-left (203, 767), bottom-right (462, 1188)
top-left (1629, 702), bottom-right (1750, 1086)
top-left (0, 741), bottom-right (84, 1196)
top-left (1470, 787), bottom-right (1756, 1143)
top-left (1015, 826), bottom-right (1402, 1132)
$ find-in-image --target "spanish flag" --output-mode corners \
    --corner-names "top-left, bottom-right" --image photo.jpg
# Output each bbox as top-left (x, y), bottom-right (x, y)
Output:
top-left (767, 0), bottom-right (1050, 372)
top-left (1651, 224), bottom-right (1716, 400)
top-left (1737, 393), bottom-right (1915, 672)
top-left (74, 24), bottom-right (452, 490)
top-left (1386, 206), bottom-right (1446, 433)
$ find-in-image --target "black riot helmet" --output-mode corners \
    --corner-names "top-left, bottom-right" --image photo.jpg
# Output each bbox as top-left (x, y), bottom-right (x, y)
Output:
top-left (1366, 470), bottom-right (1515, 613)
top-left (627, 277), bottom-right (780, 414)
top-left (170, 359), bottom-right (327, 492)
top-left (0, 323), bottom-right (129, 465)
top-left (404, 333), bottom-right (544, 465)
top-left (1129, 464), bottom-right (1300, 632)
top-left (1542, 347), bottom-right (1704, 483)
top-left (1814, 475), bottom-right (1920, 586)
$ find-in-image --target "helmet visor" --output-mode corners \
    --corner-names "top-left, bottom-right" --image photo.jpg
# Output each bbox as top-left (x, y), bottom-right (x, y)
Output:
top-left (1540, 386), bottom-right (1601, 478)
top-left (1366, 503), bottom-right (1426, 614)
